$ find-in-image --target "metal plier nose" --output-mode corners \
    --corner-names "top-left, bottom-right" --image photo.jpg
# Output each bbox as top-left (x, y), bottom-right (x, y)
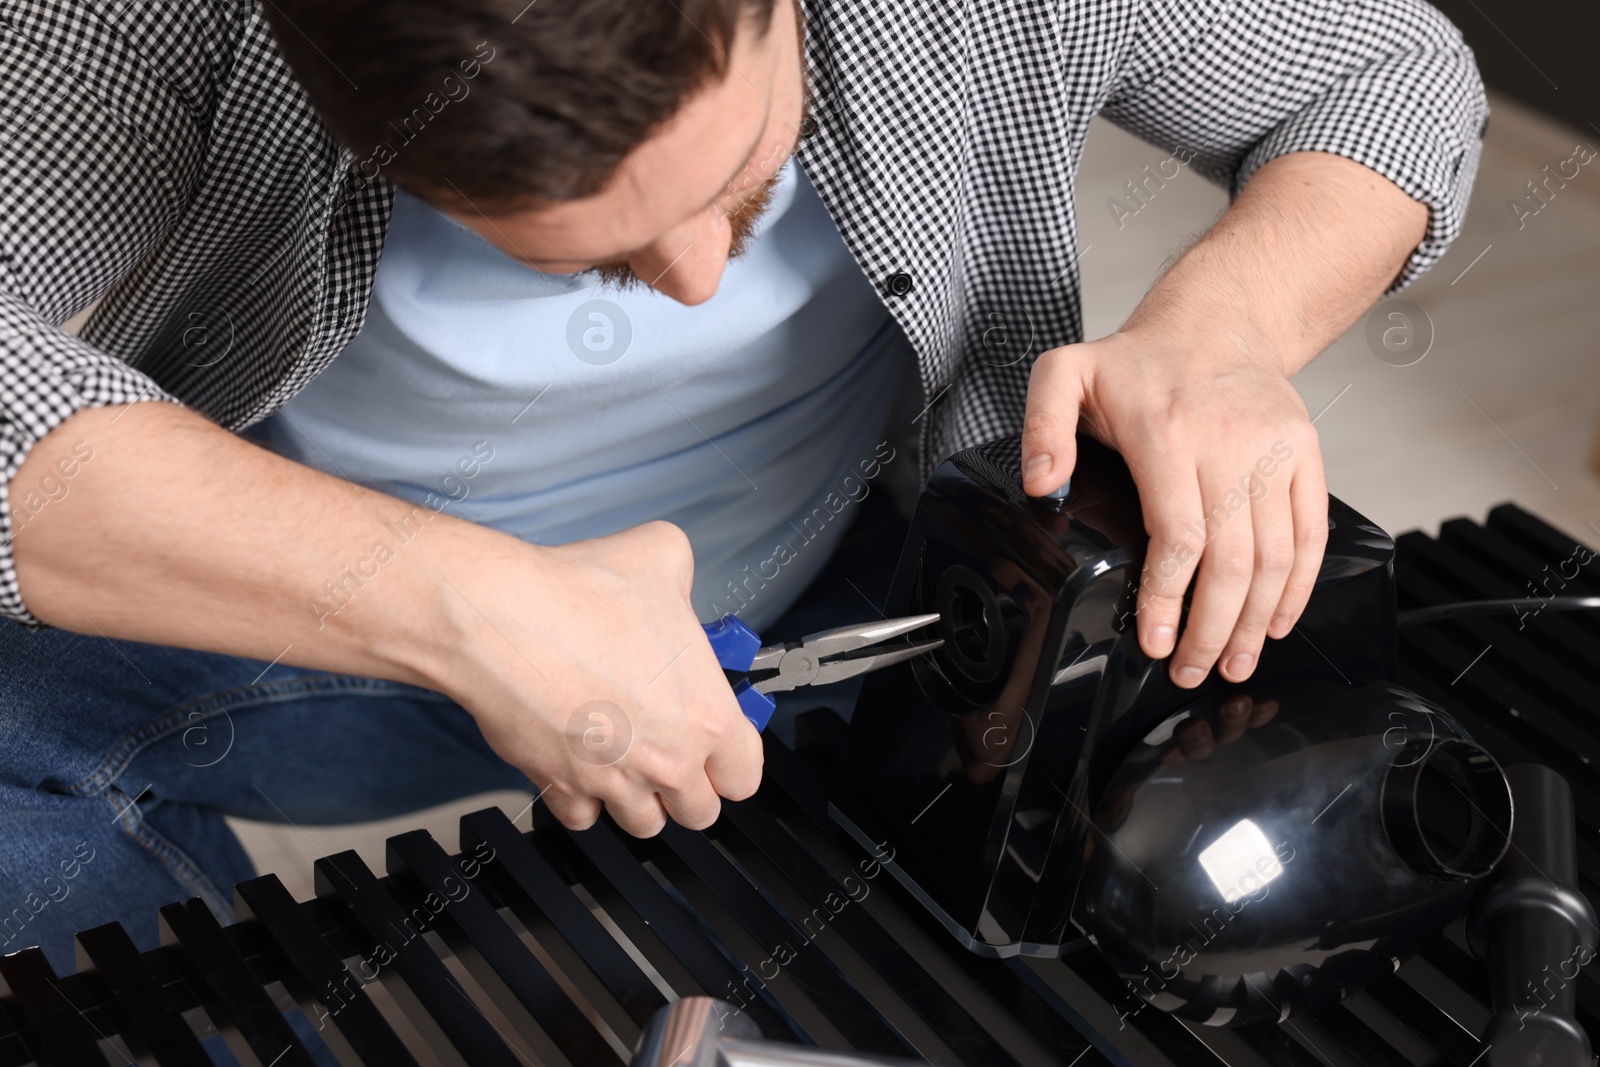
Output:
top-left (703, 613), bottom-right (944, 731)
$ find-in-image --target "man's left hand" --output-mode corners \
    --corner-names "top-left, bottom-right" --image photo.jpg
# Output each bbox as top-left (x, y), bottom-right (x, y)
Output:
top-left (1016, 151), bottom-right (1430, 689)
top-left (1021, 327), bottom-right (1328, 688)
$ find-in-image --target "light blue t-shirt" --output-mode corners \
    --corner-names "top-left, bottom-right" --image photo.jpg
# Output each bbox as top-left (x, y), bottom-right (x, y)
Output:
top-left (249, 160), bottom-right (908, 630)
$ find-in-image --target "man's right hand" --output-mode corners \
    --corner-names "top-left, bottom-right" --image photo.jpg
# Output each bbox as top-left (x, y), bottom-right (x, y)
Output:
top-left (12, 401), bottom-right (761, 837)
top-left (427, 520), bottom-right (763, 837)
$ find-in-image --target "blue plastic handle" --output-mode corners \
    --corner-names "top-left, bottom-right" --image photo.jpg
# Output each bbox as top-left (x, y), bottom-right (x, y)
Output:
top-left (703, 615), bottom-right (762, 671)
top-left (703, 615), bottom-right (777, 732)
top-left (730, 680), bottom-right (778, 734)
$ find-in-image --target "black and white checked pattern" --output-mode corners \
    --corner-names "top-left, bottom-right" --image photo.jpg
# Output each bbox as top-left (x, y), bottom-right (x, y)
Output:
top-left (0, 0), bottom-right (1486, 626)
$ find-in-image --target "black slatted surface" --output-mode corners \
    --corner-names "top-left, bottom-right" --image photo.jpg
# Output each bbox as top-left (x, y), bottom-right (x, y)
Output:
top-left (0, 503), bottom-right (1593, 1066)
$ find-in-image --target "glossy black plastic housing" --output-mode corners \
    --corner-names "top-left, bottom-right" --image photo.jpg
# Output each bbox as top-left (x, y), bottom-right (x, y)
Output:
top-left (830, 434), bottom-right (1403, 958)
top-left (1077, 680), bottom-right (1511, 1026)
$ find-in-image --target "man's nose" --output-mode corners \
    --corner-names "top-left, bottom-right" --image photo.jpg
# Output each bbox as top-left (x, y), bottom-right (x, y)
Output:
top-left (629, 210), bottom-right (735, 306)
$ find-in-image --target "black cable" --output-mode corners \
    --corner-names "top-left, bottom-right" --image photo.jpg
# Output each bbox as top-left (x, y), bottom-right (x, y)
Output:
top-left (1398, 595), bottom-right (1600, 627)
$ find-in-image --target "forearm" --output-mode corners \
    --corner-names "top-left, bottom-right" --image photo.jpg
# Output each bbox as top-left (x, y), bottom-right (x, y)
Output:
top-left (9, 401), bottom-right (505, 689)
top-left (10, 398), bottom-right (765, 834)
top-left (1119, 150), bottom-right (1430, 375)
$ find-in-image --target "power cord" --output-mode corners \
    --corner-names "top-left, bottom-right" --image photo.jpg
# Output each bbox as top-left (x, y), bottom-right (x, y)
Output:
top-left (1398, 596), bottom-right (1600, 627)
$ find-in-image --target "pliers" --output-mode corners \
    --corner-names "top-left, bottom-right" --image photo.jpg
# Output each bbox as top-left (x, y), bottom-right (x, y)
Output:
top-left (702, 613), bottom-right (944, 731)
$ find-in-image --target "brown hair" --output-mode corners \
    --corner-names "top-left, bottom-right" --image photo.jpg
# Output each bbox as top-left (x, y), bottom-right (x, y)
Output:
top-left (264, 0), bottom-right (778, 212)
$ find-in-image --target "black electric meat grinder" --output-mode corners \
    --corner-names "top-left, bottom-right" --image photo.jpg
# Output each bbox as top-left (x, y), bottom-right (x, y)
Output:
top-left (829, 434), bottom-right (1597, 1062)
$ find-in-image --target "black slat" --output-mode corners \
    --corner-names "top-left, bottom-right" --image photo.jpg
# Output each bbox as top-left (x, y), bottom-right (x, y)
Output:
top-left (531, 807), bottom-right (805, 1042)
top-left (1010, 955), bottom-right (1191, 1067)
top-left (311, 850), bottom-right (519, 1067)
top-left (0, 999), bottom-right (37, 1067)
top-left (1228, 1020), bottom-right (1334, 1067)
top-left (1053, 943), bottom-right (1246, 1067)
top-left (385, 829), bottom-right (619, 1066)
top-left (1304, 1004), bottom-right (1414, 1067)
top-left (1393, 549), bottom-right (1600, 765)
top-left (232, 875), bottom-right (420, 1067)
top-left (717, 796), bottom-right (1025, 1065)
top-left (157, 899), bottom-right (314, 1067)
top-left (1364, 973), bottom-right (1483, 1066)
top-left (1486, 506), bottom-right (1600, 585)
top-left (1399, 621), bottom-right (1600, 814)
top-left (761, 732), bottom-right (1122, 1066)
top-left (757, 736), bottom-right (1113, 1065)
top-left (1439, 517), bottom-right (1600, 659)
top-left (74, 922), bottom-right (210, 1067)
top-left (641, 820), bottom-right (918, 1058)
top-left (0, 951), bottom-right (108, 1067)
top-left (1396, 532), bottom-right (1600, 709)
top-left (459, 807), bottom-right (665, 1032)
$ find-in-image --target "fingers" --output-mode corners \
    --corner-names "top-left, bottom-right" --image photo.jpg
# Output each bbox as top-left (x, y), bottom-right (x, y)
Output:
top-left (1269, 449), bottom-right (1329, 639)
top-left (1216, 460), bottom-right (1296, 682)
top-left (1135, 463), bottom-right (1205, 662)
top-left (542, 783), bottom-right (601, 831)
top-left (604, 789), bottom-right (669, 838)
top-left (704, 705), bottom-right (763, 802)
top-left (1167, 469), bottom-right (1254, 687)
top-left (657, 773), bottom-right (724, 832)
top-left (1021, 348), bottom-right (1084, 496)
top-left (552, 773), bottom-right (721, 839)
top-left (1141, 435), bottom-right (1323, 687)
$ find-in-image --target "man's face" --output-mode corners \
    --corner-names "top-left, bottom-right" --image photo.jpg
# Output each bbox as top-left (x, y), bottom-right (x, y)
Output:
top-left (444, 0), bottom-right (808, 306)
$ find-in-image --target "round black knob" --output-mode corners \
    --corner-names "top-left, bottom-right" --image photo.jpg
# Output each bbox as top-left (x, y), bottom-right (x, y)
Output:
top-left (884, 271), bottom-right (914, 297)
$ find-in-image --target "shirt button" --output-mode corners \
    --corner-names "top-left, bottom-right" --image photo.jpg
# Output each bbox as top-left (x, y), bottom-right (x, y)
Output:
top-left (885, 271), bottom-right (914, 297)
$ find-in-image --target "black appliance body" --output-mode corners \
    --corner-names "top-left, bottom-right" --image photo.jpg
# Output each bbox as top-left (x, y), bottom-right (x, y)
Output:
top-left (829, 434), bottom-right (1513, 1024)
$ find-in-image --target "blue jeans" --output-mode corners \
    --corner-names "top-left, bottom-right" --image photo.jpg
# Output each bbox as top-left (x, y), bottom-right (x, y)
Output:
top-left (0, 490), bottom-right (904, 980)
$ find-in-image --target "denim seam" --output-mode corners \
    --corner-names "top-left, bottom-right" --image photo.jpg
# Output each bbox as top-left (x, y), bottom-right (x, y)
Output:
top-left (106, 790), bottom-right (235, 921)
top-left (64, 675), bottom-right (455, 798)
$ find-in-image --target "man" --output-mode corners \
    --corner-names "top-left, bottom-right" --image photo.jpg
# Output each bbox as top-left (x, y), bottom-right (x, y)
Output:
top-left (0, 0), bottom-right (1483, 971)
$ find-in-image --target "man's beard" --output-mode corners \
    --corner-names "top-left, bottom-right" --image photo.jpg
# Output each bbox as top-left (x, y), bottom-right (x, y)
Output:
top-left (588, 39), bottom-right (812, 294)
top-left (587, 164), bottom-right (784, 292)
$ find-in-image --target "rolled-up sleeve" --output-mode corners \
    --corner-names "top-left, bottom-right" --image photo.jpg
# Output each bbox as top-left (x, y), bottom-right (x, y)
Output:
top-left (0, 297), bottom-right (179, 627)
top-left (1099, 0), bottom-right (1489, 292)
top-left (0, 7), bottom-right (196, 627)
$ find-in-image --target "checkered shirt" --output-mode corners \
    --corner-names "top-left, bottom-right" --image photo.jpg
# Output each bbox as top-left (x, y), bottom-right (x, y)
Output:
top-left (0, 0), bottom-right (1487, 625)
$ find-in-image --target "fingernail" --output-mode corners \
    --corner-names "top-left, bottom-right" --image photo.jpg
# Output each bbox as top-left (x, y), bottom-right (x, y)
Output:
top-left (1150, 625), bottom-right (1175, 652)
top-left (1175, 665), bottom-right (1205, 687)
top-left (1225, 653), bottom-right (1254, 679)
top-left (1024, 453), bottom-right (1052, 483)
